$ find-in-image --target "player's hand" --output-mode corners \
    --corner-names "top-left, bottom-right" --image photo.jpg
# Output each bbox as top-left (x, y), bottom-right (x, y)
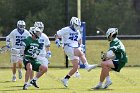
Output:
top-left (46, 51), bottom-right (51, 59)
top-left (80, 44), bottom-right (85, 53)
top-left (101, 51), bottom-right (107, 61)
top-left (32, 53), bottom-right (37, 58)
top-left (6, 44), bottom-right (11, 49)
top-left (55, 39), bottom-right (61, 48)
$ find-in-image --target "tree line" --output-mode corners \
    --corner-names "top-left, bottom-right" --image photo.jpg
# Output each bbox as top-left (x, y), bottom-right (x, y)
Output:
top-left (0, 0), bottom-right (139, 36)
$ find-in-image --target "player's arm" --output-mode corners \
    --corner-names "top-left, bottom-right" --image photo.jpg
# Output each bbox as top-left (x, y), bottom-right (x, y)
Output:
top-left (54, 30), bottom-right (62, 47)
top-left (6, 31), bottom-right (13, 48)
top-left (20, 39), bottom-right (27, 56)
top-left (101, 50), bottom-right (116, 61)
top-left (45, 36), bottom-right (52, 59)
top-left (45, 44), bottom-right (51, 59)
top-left (6, 35), bottom-right (11, 48)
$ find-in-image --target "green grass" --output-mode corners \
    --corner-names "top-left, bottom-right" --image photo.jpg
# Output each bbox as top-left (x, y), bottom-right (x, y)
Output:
top-left (0, 40), bottom-right (140, 67)
top-left (0, 39), bottom-right (140, 93)
top-left (0, 67), bottom-right (140, 93)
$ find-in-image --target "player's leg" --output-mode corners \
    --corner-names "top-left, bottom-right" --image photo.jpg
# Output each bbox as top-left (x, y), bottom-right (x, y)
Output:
top-left (11, 55), bottom-right (18, 82)
top-left (93, 59), bottom-right (114, 89)
top-left (17, 59), bottom-right (23, 79)
top-left (23, 62), bottom-right (32, 90)
top-left (73, 66), bottom-right (80, 78)
top-left (61, 46), bottom-right (79, 87)
top-left (30, 61), bottom-right (47, 88)
top-left (12, 63), bottom-right (17, 82)
top-left (61, 59), bottom-right (79, 87)
top-left (74, 48), bottom-right (97, 71)
top-left (37, 56), bottom-right (49, 75)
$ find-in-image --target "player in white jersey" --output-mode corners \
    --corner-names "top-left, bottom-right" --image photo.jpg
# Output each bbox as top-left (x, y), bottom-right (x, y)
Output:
top-left (34, 22), bottom-right (51, 68)
top-left (55, 17), bottom-right (97, 87)
top-left (6, 20), bottom-right (31, 82)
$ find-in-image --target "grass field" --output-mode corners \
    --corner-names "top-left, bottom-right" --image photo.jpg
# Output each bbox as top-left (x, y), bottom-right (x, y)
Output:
top-left (0, 40), bottom-right (140, 93)
top-left (0, 40), bottom-right (140, 67)
top-left (0, 67), bottom-right (140, 93)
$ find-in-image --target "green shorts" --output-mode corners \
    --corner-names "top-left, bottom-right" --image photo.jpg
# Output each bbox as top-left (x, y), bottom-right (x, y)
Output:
top-left (111, 60), bottom-right (126, 72)
top-left (23, 57), bottom-right (41, 72)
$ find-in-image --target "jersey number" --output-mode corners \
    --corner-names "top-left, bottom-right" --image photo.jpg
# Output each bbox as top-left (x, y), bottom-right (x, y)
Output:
top-left (15, 39), bottom-right (23, 46)
top-left (69, 35), bottom-right (78, 41)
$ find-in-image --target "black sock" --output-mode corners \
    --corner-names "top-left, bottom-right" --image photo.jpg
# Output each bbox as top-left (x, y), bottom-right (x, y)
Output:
top-left (64, 75), bottom-right (70, 79)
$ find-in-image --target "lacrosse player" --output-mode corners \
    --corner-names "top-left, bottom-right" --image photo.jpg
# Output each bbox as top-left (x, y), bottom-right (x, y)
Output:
top-left (22, 27), bottom-right (47, 90)
top-left (6, 20), bottom-right (31, 82)
top-left (93, 28), bottom-right (128, 89)
top-left (34, 22), bottom-right (51, 67)
top-left (55, 17), bottom-right (97, 87)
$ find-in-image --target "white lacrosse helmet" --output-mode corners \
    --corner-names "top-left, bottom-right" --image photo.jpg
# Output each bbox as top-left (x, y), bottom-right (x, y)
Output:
top-left (106, 28), bottom-right (118, 39)
top-left (17, 20), bottom-right (26, 31)
top-left (29, 27), bottom-right (41, 38)
top-left (70, 17), bottom-right (81, 31)
top-left (34, 22), bottom-right (44, 32)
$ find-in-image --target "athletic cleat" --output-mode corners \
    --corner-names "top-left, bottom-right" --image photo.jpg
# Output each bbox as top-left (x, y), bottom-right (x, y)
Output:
top-left (92, 84), bottom-right (102, 89)
top-left (23, 84), bottom-right (28, 90)
top-left (12, 76), bottom-right (16, 82)
top-left (30, 79), bottom-right (39, 88)
top-left (103, 80), bottom-right (112, 89)
top-left (61, 78), bottom-right (68, 87)
top-left (73, 71), bottom-right (80, 78)
top-left (27, 83), bottom-right (32, 87)
top-left (18, 70), bottom-right (22, 79)
top-left (85, 64), bottom-right (97, 72)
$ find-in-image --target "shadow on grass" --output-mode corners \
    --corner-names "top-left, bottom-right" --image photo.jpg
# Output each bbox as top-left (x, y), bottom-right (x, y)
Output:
top-left (1, 86), bottom-right (69, 92)
top-left (1, 88), bottom-right (70, 92)
top-left (0, 80), bottom-right (11, 83)
top-left (88, 88), bottom-right (114, 91)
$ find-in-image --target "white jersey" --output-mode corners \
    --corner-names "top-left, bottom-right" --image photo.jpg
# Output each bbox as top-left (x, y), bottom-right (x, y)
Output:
top-left (57, 26), bottom-right (81, 47)
top-left (38, 33), bottom-right (50, 56)
top-left (6, 28), bottom-right (31, 49)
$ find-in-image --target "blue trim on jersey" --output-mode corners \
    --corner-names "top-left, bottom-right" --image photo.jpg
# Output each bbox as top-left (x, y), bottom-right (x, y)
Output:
top-left (17, 28), bottom-right (24, 35)
top-left (69, 26), bottom-right (76, 32)
top-left (64, 43), bottom-right (80, 48)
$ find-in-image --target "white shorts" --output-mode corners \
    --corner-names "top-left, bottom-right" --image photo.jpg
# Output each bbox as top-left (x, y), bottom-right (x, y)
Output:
top-left (64, 45), bottom-right (79, 60)
top-left (37, 56), bottom-right (49, 67)
top-left (10, 55), bottom-right (23, 63)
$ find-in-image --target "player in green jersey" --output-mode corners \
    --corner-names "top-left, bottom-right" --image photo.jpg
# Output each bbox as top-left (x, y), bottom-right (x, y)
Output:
top-left (93, 28), bottom-right (128, 89)
top-left (22, 27), bottom-right (47, 90)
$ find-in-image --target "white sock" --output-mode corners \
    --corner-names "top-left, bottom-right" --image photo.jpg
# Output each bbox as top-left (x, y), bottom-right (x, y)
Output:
top-left (106, 76), bottom-right (111, 82)
top-left (24, 82), bottom-right (28, 85)
top-left (33, 77), bottom-right (38, 81)
top-left (84, 62), bottom-right (89, 67)
top-left (98, 82), bottom-right (103, 85)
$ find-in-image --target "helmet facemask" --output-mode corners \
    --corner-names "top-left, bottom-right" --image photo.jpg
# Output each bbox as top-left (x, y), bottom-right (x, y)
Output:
top-left (106, 28), bottom-right (118, 41)
top-left (17, 20), bottom-right (26, 32)
top-left (34, 22), bottom-right (44, 33)
top-left (70, 17), bottom-right (81, 31)
top-left (73, 23), bottom-right (80, 31)
top-left (29, 27), bottom-right (41, 39)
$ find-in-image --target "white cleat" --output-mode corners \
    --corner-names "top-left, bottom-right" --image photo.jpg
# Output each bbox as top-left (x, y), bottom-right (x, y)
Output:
top-left (73, 71), bottom-right (80, 78)
top-left (103, 80), bottom-right (112, 89)
top-left (61, 78), bottom-right (68, 87)
top-left (92, 84), bottom-right (102, 89)
top-left (27, 83), bottom-right (32, 87)
top-left (12, 76), bottom-right (16, 82)
top-left (85, 64), bottom-right (97, 72)
top-left (18, 70), bottom-right (22, 79)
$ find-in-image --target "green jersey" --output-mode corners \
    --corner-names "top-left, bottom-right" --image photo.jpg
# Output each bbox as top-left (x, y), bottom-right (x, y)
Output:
top-left (23, 36), bottom-right (41, 59)
top-left (109, 38), bottom-right (128, 72)
top-left (109, 38), bottom-right (128, 63)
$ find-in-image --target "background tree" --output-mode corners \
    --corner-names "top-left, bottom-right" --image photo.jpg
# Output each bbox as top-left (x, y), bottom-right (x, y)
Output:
top-left (0, 0), bottom-right (139, 36)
